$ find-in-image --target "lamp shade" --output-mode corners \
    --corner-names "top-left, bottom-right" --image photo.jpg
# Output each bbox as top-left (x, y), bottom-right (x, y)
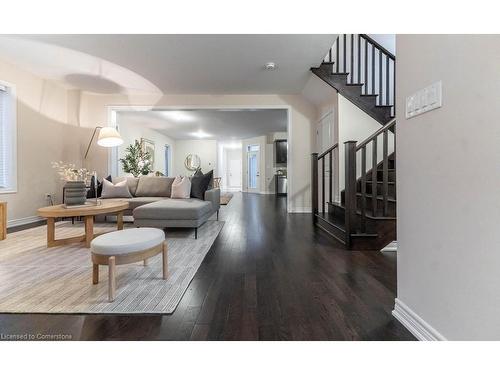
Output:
top-left (97, 127), bottom-right (123, 147)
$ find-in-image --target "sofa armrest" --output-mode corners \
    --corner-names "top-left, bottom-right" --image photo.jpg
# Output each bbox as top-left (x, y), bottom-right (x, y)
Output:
top-left (204, 188), bottom-right (220, 212)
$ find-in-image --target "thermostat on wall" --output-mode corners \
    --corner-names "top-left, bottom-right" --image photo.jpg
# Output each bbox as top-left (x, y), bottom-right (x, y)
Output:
top-left (406, 81), bottom-right (442, 119)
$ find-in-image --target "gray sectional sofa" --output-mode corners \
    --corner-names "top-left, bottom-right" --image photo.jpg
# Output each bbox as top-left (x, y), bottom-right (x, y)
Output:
top-left (101, 176), bottom-right (220, 238)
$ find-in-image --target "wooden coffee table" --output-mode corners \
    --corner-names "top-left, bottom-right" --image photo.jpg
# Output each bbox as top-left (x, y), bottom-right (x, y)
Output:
top-left (37, 201), bottom-right (129, 248)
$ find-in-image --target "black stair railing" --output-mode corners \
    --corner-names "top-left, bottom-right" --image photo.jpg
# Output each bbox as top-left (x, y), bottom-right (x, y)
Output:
top-left (312, 121), bottom-right (396, 246)
top-left (346, 120), bottom-right (396, 234)
top-left (323, 34), bottom-right (396, 117)
top-left (311, 143), bottom-right (338, 224)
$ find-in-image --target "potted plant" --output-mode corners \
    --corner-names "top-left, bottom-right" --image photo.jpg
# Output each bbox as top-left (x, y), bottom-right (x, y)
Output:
top-left (119, 140), bottom-right (153, 177)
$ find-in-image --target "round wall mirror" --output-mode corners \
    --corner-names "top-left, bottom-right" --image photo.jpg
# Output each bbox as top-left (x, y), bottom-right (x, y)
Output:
top-left (184, 154), bottom-right (201, 171)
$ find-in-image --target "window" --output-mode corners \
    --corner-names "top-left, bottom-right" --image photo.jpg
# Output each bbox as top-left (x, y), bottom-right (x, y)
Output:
top-left (164, 145), bottom-right (171, 176)
top-left (0, 82), bottom-right (17, 193)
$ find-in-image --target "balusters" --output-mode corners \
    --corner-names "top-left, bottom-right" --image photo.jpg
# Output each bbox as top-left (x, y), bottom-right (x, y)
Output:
top-left (364, 39), bottom-right (368, 94)
top-left (321, 157), bottom-right (325, 214)
top-left (379, 50), bottom-right (382, 105)
top-left (360, 146), bottom-right (367, 232)
top-left (350, 34), bottom-right (354, 83)
top-left (371, 137), bottom-right (378, 216)
top-left (329, 151), bottom-right (333, 204)
top-left (336, 37), bottom-right (339, 73)
top-left (357, 34), bottom-right (361, 84)
top-left (386, 55), bottom-right (390, 106)
top-left (343, 34), bottom-right (347, 72)
top-left (382, 130), bottom-right (389, 216)
top-left (311, 153), bottom-right (318, 223)
top-left (371, 44), bottom-right (375, 95)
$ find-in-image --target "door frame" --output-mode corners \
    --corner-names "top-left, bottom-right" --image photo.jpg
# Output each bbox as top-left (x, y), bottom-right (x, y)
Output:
top-left (107, 104), bottom-right (293, 212)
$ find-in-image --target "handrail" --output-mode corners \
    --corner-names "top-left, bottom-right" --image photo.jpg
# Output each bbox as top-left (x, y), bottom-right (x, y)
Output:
top-left (359, 34), bottom-right (395, 61)
top-left (356, 120), bottom-right (396, 151)
top-left (318, 143), bottom-right (338, 160)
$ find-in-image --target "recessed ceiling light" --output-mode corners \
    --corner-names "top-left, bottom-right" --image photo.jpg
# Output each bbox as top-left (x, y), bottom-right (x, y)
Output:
top-left (161, 111), bottom-right (194, 122)
top-left (264, 62), bottom-right (277, 71)
top-left (190, 130), bottom-right (211, 139)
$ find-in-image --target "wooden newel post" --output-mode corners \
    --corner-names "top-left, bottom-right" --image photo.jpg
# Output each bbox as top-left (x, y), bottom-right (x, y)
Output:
top-left (311, 153), bottom-right (319, 224)
top-left (344, 141), bottom-right (357, 247)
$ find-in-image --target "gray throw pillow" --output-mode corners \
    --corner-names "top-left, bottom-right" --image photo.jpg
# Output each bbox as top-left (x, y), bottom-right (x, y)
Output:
top-left (100, 179), bottom-right (132, 198)
top-left (135, 176), bottom-right (175, 197)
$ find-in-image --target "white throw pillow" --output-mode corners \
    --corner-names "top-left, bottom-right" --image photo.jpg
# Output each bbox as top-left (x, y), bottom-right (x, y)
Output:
top-left (170, 176), bottom-right (191, 199)
top-left (100, 179), bottom-right (132, 199)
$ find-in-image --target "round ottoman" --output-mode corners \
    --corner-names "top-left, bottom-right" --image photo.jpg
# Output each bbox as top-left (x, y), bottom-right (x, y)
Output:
top-left (90, 228), bottom-right (168, 302)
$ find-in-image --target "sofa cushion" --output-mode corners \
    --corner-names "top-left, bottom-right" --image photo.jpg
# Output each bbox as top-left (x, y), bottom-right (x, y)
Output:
top-left (171, 176), bottom-right (191, 199)
top-left (101, 179), bottom-right (132, 199)
top-left (135, 176), bottom-right (175, 197)
top-left (100, 197), bottom-right (166, 211)
top-left (190, 170), bottom-right (213, 200)
top-left (113, 176), bottom-right (140, 196)
top-left (133, 198), bottom-right (212, 220)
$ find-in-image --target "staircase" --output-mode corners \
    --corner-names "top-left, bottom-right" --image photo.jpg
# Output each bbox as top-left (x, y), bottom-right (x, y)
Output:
top-left (310, 34), bottom-right (397, 250)
top-left (311, 34), bottom-right (395, 125)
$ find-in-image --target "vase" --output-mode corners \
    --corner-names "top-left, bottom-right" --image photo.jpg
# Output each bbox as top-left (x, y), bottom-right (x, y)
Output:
top-left (64, 181), bottom-right (87, 206)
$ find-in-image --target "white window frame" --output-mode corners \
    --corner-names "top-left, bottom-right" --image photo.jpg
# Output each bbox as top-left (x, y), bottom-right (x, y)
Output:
top-left (0, 80), bottom-right (17, 193)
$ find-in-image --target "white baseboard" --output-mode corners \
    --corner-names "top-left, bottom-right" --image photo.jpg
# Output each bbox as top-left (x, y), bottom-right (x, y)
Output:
top-left (288, 207), bottom-right (312, 213)
top-left (7, 216), bottom-right (45, 228)
top-left (381, 241), bottom-right (398, 252)
top-left (392, 298), bottom-right (446, 341)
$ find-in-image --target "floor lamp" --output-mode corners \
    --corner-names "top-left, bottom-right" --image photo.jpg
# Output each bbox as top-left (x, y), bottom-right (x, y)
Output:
top-left (84, 126), bottom-right (123, 203)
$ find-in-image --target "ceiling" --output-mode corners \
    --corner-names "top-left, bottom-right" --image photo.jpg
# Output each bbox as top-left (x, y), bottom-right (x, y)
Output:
top-left (0, 34), bottom-right (337, 95)
top-left (117, 109), bottom-right (288, 140)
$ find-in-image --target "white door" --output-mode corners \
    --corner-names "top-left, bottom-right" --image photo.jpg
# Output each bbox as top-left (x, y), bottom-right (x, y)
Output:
top-left (247, 145), bottom-right (260, 193)
top-left (225, 148), bottom-right (242, 190)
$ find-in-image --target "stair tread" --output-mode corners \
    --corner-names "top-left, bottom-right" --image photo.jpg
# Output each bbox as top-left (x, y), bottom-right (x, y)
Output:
top-left (363, 181), bottom-right (395, 185)
top-left (355, 193), bottom-right (396, 202)
top-left (315, 212), bottom-right (380, 237)
top-left (328, 202), bottom-right (396, 220)
top-left (375, 104), bottom-right (393, 108)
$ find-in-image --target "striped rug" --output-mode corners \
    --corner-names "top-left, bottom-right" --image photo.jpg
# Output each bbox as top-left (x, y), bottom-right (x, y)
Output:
top-left (0, 220), bottom-right (223, 314)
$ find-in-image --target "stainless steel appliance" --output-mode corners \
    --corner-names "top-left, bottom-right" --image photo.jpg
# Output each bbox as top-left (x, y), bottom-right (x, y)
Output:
top-left (276, 175), bottom-right (287, 196)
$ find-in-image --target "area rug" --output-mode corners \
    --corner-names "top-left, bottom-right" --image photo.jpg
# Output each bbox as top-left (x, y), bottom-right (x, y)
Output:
top-left (0, 220), bottom-right (223, 314)
top-left (220, 192), bottom-right (233, 205)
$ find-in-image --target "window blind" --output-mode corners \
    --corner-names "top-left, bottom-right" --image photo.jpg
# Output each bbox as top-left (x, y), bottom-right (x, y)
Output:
top-left (0, 87), bottom-right (8, 188)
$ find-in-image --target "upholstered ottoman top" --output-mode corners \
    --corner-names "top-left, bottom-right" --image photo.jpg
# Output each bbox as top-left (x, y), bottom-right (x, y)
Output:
top-left (133, 198), bottom-right (213, 221)
top-left (90, 228), bottom-right (165, 255)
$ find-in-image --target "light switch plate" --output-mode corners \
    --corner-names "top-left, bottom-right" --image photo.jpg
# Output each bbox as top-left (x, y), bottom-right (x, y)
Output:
top-left (406, 81), bottom-right (442, 119)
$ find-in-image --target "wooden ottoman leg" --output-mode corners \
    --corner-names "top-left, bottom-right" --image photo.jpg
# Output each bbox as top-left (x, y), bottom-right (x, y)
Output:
top-left (92, 263), bottom-right (99, 284)
top-left (143, 258), bottom-right (148, 266)
top-left (162, 242), bottom-right (168, 280)
top-left (108, 256), bottom-right (116, 302)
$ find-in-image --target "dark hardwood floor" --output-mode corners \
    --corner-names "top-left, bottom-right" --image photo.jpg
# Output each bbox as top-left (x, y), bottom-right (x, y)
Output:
top-left (0, 193), bottom-right (414, 340)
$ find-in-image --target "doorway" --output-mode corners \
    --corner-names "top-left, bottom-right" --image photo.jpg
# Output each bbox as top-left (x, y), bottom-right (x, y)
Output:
top-left (246, 144), bottom-right (260, 193)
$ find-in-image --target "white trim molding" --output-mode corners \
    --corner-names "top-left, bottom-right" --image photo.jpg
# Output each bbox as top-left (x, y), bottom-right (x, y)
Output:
top-left (7, 216), bottom-right (45, 229)
top-left (392, 298), bottom-right (446, 341)
top-left (288, 207), bottom-right (312, 213)
top-left (381, 241), bottom-right (397, 252)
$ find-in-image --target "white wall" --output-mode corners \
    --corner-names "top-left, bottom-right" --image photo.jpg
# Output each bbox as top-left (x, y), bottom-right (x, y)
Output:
top-left (395, 35), bottom-right (500, 340)
top-left (174, 139), bottom-right (217, 176)
top-left (367, 34), bottom-right (396, 56)
top-left (0, 59), bottom-right (98, 224)
top-left (117, 123), bottom-right (175, 176)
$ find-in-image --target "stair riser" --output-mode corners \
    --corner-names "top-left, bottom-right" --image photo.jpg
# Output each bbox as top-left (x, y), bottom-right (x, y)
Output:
top-left (370, 170), bottom-right (396, 182)
top-left (358, 183), bottom-right (396, 197)
top-left (355, 196), bottom-right (396, 217)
